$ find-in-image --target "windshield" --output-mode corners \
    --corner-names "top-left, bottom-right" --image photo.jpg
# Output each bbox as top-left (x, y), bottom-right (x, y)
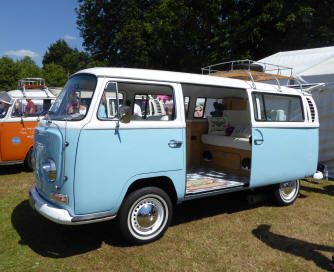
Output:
top-left (48, 75), bottom-right (97, 121)
top-left (0, 101), bottom-right (11, 119)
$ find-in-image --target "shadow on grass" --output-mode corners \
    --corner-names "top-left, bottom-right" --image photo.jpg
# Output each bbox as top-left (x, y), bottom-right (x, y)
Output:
top-left (252, 224), bottom-right (334, 271)
top-left (172, 190), bottom-right (255, 226)
top-left (300, 184), bottom-right (334, 196)
top-left (12, 190), bottom-right (264, 257)
top-left (11, 200), bottom-right (128, 258)
top-left (0, 164), bottom-right (31, 175)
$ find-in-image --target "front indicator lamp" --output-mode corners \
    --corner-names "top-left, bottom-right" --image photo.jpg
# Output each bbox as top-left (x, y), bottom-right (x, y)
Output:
top-left (51, 193), bottom-right (68, 204)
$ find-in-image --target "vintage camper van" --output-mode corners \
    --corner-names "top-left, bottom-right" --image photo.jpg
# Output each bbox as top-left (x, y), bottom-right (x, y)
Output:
top-left (0, 78), bottom-right (56, 170)
top-left (29, 68), bottom-right (319, 244)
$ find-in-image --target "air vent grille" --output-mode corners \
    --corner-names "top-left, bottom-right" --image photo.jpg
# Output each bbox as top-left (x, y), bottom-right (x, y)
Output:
top-left (306, 98), bottom-right (315, 122)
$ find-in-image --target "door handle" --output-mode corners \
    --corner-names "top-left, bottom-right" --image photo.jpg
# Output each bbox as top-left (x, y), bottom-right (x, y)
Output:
top-left (254, 139), bottom-right (264, 145)
top-left (254, 129), bottom-right (264, 145)
top-left (168, 140), bottom-right (183, 148)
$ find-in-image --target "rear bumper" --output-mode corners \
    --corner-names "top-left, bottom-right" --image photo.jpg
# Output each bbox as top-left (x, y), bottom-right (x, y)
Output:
top-left (29, 184), bottom-right (116, 225)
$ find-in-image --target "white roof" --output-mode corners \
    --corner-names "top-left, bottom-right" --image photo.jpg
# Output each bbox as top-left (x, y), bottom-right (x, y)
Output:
top-left (6, 89), bottom-right (56, 99)
top-left (75, 67), bottom-right (303, 95)
top-left (258, 46), bottom-right (334, 83)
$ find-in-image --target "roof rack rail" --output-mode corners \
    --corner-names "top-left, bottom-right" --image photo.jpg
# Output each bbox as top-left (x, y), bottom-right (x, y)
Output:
top-left (18, 78), bottom-right (48, 97)
top-left (18, 78), bottom-right (46, 89)
top-left (201, 59), bottom-right (295, 91)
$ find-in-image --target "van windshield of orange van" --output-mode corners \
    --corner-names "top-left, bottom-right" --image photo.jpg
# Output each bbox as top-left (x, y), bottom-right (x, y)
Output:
top-left (0, 101), bottom-right (10, 118)
top-left (47, 75), bottom-right (97, 121)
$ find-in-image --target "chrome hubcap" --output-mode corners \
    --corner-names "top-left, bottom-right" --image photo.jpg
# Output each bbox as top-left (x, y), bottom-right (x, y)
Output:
top-left (130, 197), bottom-right (165, 237)
top-left (280, 180), bottom-right (298, 201)
top-left (137, 203), bottom-right (158, 228)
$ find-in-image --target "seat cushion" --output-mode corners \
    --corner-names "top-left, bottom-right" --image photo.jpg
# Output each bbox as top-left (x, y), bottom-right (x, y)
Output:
top-left (201, 134), bottom-right (251, 150)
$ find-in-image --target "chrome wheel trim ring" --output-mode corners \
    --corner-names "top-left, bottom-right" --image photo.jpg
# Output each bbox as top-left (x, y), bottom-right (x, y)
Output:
top-left (128, 195), bottom-right (168, 240)
top-left (279, 180), bottom-right (298, 202)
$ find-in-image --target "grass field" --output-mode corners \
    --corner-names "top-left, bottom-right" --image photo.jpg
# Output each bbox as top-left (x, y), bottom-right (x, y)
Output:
top-left (0, 165), bottom-right (333, 272)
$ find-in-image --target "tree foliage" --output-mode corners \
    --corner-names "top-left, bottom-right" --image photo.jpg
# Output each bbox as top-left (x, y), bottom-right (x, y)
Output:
top-left (43, 39), bottom-right (91, 75)
top-left (0, 56), bottom-right (67, 90)
top-left (76, 0), bottom-right (334, 72)
top-left (42, 63), bottom-right (68, 87)
top-left (0, 57), bottom-right (21, 90)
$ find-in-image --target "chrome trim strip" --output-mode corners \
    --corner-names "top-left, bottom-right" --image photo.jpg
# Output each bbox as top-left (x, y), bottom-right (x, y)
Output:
top-left (0, 160), bottom-right (24, 166)
top-left (72, 211), bottom-right (116, 223)
top-left (29, 184), bottom-right (116, 225)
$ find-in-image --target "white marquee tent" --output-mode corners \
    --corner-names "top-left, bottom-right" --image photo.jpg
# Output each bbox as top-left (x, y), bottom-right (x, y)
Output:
top-left (259, 46), bottom-right (334, 178)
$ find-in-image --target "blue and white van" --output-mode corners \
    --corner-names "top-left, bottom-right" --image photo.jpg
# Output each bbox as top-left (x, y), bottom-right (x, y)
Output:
top-left (29, 68), bottom-right (319, 244)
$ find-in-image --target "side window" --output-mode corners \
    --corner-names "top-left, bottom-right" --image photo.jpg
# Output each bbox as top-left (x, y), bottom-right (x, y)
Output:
top-left (252, 93), bottom-right (304, 122)
top-left (134, 93), bottom-right (174, 121)
top-left (204, 98), bottom-right (224, 117)
top-left (12, 99), bottom-right (54, 117)
top-left (193, 98), bottom-right (205, 118)
top-left (98, 82), bottom-right (175, 121)
top-left (98, 82), bottom-right (124, 120)
top-left (184, 96), bottom-right (190, 117)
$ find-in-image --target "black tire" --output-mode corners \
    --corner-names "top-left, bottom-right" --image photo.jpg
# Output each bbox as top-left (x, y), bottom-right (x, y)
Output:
top-left (24, 147), bottom-right (34, 171)
top-left (273, 180), bottom-right (300, 206)
top-left (118, 187), bottom-right (173, 244)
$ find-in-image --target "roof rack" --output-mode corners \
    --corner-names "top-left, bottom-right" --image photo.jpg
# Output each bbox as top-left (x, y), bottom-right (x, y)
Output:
top-left (18, 78), bottom-right (46, 89)
top-left (18, 78), bottom-right (49, 97)
top-left (201, 59), bottom-right (299, 92)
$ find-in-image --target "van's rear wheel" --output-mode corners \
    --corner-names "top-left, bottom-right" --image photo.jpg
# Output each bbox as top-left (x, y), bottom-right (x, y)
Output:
top-left (24, 148), bottom-right (34, 171)
top-left (118, 187), bottom-right (172, 244)
top-left (273, 180), bottom-right (300, 206)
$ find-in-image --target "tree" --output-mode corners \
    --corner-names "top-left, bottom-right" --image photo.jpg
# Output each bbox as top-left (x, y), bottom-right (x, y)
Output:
top-left (43, 39), bottom-right (91, 75)
top-left (42, 63), bottom-right (68, 87)
top-left (0, 57), bottom-right (21, 90)
top-left (16, 56), bottom-right (42, 79)
top-left (76, 0), bottom-right (334, 72)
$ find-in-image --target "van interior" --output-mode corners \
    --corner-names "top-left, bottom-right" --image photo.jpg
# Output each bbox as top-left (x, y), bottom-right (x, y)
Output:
top-left (182, 83), bottom-right (251, 195)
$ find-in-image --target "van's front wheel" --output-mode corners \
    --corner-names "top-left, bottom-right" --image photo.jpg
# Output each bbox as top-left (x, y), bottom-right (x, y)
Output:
top-left (273, 180), bottom-right (300, 206)
top-left (24, 148), bottom-right (34, 171)
top-left (118, 187), bottom-right (173, 244)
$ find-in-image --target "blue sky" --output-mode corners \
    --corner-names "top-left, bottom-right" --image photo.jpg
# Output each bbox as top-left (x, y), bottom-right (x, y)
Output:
top-left (0, 0), bottom-right (84, 67)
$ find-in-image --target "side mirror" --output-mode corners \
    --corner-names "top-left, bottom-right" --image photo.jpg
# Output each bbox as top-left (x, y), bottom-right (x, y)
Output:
top-left (119, 105), bottom-right (130, 123)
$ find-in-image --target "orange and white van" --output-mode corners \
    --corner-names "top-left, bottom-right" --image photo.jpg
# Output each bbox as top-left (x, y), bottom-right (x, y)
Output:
top-left (0, 78), bottom-right (56, 170)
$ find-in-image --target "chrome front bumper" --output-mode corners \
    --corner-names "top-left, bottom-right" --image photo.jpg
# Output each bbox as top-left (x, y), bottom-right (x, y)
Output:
top-left (29, 184), bottom-right (116, 225)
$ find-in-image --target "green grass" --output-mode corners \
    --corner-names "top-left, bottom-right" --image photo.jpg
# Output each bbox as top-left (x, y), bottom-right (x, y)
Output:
top-left (0, 165), bottom-right (333, 271)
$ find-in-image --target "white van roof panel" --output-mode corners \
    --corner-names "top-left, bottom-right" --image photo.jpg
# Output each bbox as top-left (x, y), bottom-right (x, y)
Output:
top-left (6, 89), bottom-right (56, 99)
top-left (75, 67), bottom-right (303, 96)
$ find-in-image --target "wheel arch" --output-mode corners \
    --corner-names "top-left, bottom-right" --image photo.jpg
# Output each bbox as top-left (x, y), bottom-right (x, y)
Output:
top-left (124, 176), bottom-right (178, 206)
top-left (25, 144), bottom-right (34, 158)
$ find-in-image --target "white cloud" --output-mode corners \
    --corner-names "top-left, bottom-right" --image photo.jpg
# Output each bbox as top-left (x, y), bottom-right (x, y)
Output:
top-left (64, 35), bottom-right (76, 41)
top-left (4, 49), bottom-right (39, 58)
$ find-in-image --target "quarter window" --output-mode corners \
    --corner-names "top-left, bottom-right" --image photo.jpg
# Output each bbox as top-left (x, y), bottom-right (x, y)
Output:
top-left (252, 93), bottom-right (304, 122)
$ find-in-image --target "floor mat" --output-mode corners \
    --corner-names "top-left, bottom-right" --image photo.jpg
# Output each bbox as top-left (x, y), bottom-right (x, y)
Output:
top-left (186, 167), bottom-right (249, 194)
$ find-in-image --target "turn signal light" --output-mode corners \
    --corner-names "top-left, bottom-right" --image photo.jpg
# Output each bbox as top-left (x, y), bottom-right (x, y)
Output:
top-left (51, 193), bottom-right (68, 204)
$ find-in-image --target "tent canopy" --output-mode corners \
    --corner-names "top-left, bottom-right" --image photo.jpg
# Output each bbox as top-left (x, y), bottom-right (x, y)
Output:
top-left (258, 46), bottom-right (334, 83)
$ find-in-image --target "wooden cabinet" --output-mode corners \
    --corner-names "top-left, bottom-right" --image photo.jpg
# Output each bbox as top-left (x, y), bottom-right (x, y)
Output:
top-left (201, 144), bottom-right (251, 176)
top-left (223, 98), bottom-right (247, 110)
